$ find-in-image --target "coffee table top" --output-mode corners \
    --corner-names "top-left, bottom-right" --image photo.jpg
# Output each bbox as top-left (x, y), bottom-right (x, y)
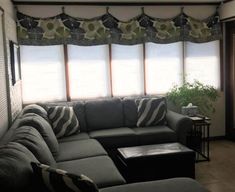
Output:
top-left (118, 143), bottom-right (193, 160)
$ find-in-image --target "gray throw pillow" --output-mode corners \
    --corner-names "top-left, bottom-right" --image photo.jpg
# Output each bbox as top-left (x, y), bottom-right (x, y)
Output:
top-left (136, 97), bottom-right (167, 127)
top-left (47, 106), bottom-right (80, 139)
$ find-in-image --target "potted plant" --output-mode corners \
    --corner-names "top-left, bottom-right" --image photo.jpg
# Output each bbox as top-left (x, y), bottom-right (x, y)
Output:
top-left (166, 81), bottom-right (219, 116)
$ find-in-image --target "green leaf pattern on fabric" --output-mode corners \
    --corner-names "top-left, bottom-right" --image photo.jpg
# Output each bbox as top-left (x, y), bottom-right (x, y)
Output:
top-left (187, 17), bottom-right (211, 38)
top-left (153, 20), bottom-right (181, 40)
top-left (16, 11), bottom-right (222, 45)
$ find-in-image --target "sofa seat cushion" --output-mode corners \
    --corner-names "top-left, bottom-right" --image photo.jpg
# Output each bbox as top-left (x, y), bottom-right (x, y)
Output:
top-left (89, 128), bottom-right (138, 149)
top-left (57, 156), bottom-right (126, 188)
top-left (56, 139), bottom-right (107, 162)
top-left (58, 132), bottom-right (90, 143)
top-left (133, 126), bottom-right (177, 145)
top-left (85, 98), bottom-right (124, 131)
top-left (100, 178), bottom-right (207, 192)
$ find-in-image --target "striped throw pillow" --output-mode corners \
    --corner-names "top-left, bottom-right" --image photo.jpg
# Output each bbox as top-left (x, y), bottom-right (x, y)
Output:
top-left (48, 106), bottom-right (80, 139)
top-left (136, 97), bottom-right (167, 127)
top-left (31, 162), bottom-right (98, 192)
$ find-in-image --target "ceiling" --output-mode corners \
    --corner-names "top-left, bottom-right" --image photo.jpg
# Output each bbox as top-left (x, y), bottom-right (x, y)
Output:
top-left (12, 0), bottom-right (226, 4)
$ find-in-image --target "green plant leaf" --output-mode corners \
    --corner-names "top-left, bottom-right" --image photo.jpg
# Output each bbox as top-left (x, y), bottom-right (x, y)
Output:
top-left (166, 80), bottom-right (219, 116)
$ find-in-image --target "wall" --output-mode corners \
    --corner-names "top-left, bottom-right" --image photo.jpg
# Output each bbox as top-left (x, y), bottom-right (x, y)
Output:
top-left (0, 5), bottom-right (8, 138)
top-left (17, 5), bottom-right (225, 137)
top-left (0, 0), bottom-right (22, 138)
top-left (220, 1), bottom-right (235, 21)
top-left (17, 5), bottom-right (216, 19)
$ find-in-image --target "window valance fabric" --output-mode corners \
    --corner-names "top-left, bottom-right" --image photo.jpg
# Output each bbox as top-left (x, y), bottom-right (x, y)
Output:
top-left (16, 10), bottom-right (222, 46)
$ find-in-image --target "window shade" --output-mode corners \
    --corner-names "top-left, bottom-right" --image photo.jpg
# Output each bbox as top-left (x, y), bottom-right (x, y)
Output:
top-left (185, 40), bottom-right (220, 89)
top-left (68, 45), bottom-right (110, 99)
top-left (111, 44), bottom-right (144, 96)
top-left (145, 42), bottom-right (183, 94)
top-left (20, 45), bottom-right (66, 103)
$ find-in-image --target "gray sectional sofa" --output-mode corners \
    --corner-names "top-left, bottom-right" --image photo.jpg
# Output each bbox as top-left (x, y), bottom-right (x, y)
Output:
top-left (0, 97), bottom-right (208, 192)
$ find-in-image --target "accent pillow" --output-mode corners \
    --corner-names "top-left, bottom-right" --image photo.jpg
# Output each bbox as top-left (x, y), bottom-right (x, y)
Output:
top-left (47, 106), bottom-right (80, 138)
top-left (31, 162), bottom-right (98, 192)
top-left (136, 97), bottom-right (167, 127)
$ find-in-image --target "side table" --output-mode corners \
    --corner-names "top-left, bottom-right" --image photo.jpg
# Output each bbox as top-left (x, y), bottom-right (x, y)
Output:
top-left (187, 115), bottom-right (210, 162)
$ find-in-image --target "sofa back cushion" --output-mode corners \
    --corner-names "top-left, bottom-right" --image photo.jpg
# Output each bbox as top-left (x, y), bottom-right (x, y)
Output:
top-left (17, 113), bottom-right (59, 157)
top-left (85, 98), bottom-right (124, 131)
top-left (0, 142), bottom-right (38, 192)
top-left (21, 104), bottom-right (49, 121)
top-left (122, 98), bottom-right (138, 127)
top-left (0, 120), bottom-right (19, 146)
top-left (9, 126), bottom-right (56, 166)
top-left (73, 101), bottom-right (87, 132)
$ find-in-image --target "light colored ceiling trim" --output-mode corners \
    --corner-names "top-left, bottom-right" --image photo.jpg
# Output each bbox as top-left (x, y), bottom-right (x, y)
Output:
top-left (13, 0), bottom-right (223, 3)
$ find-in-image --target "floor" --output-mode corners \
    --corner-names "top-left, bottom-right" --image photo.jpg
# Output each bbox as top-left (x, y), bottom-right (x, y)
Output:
top-left (195, 140), bottom-right (235, 192)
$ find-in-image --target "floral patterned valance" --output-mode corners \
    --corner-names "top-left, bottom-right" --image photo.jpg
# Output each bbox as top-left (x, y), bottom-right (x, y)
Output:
top-left (16, 10), bottom-right (222, 46)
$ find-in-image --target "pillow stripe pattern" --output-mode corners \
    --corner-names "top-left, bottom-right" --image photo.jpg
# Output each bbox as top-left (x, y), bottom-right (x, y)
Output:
top-left (31, 162), bottom-right (99, 192)
top-left (48, 106), bottom-right (80, 139)
top-left (137, 98), bottom-right (167, 127)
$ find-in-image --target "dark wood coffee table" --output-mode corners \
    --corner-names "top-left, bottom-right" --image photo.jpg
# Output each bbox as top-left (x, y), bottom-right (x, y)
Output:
top-left (117, 142), bottom-right (195, 183)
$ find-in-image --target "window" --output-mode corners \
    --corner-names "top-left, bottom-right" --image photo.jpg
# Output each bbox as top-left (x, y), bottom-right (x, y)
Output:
top-left (145, 42), bottom-right (183, 94)
top-left (68, 45), bottom-right (110, 99)
top-left (111, 44), bottom-right (144, 96)
top-left (20, 45), bottom-right (66, 103)
top-left (20, 41), bottom-right (220, 103)
top-left (185, 41), bottom-right (220, 89)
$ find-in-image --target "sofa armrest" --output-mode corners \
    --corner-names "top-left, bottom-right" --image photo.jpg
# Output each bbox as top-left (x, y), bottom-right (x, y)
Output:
top-left (166, 110), bottom-right (192, 145)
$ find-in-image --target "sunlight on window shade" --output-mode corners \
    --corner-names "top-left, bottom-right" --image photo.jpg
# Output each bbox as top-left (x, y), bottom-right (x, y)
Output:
top-left (68, 45), bottom-right (110, 99)
top-left (111, 44), bottom-right (144, 96)
top-left (185, 41), bottom-right (220, 89)
top-left (21, 46), bottom-right (66, 103)
top-left (145, 42), bottom-right (183, 94)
